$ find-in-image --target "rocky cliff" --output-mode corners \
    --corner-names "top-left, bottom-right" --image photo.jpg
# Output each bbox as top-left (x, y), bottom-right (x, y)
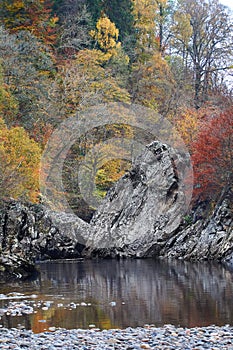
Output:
top-left (86, 142), bottom-right (232, 260)
top-left (0, 141), bottom-right (232, 279)
top-left (86, 141), bottom-right (190, 257)
top-left (159, 192), bottom-right (233, 262)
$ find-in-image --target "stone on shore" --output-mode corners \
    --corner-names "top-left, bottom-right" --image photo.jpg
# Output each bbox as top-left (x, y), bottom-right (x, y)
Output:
top-left (1, 324), bottom-right (233, 349)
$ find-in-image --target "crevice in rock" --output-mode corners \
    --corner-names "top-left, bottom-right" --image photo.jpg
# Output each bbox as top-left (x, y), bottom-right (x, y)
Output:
top-left (166, 181), bottom-right (178, 200)
top-left (1, 212), bottom-right (8, 250)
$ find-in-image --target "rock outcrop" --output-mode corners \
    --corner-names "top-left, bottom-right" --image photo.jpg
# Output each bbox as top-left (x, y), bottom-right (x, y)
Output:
top-left (0, 201), bottom-right (91, 260)
top-left (86, 141), bottom-right (190, 257)
top-left (86, 141), bottom-right (232, 261)
top-left (0, 201), bottom-right (91, 278)
top-left (159, 192), bottom-right (233, 262)
top-left (0, 140), bottom-right (232, 279)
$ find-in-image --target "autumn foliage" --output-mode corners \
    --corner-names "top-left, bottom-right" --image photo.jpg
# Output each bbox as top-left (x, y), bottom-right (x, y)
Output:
top-left (0, 118), bottom-right (41, 201)
top-left (0, 0), bottom-right (58, 45)
top-left (0, 0), bottom-right (232, 210)
top-left (191, 109), bottom-right (233, 202)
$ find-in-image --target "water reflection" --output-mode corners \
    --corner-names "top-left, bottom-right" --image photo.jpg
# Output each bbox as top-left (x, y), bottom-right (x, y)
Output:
top-left (1, 259), bottom-right (233, 332)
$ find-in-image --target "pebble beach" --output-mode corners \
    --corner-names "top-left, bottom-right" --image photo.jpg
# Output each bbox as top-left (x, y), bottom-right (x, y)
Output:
top-left (1, 324), bottom-right (233, 349)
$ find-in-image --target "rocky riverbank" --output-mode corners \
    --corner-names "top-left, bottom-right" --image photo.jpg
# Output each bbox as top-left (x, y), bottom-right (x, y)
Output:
top-left (1, 324), bottom-right (233, 349)
top-left (0, 142), bottom-right (232, 279)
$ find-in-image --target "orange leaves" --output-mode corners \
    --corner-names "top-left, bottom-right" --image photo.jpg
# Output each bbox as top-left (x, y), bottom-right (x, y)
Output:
top-left (173, 106), bottom-right (232, 202)
top-left (0, 0), bottom-right (58, 45)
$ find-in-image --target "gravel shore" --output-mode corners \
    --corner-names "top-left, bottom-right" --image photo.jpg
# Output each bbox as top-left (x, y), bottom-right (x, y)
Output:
top-left (1, 324), bottom-right (233, 349)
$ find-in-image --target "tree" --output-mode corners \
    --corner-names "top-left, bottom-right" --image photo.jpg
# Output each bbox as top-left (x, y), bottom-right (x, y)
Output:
top-left (0, 27), bottom-right (55, 131)
top-left (52, 48), bottom-right (130, 119)
top-left (55, 2), bottom-right (93, 58)
top-left (173, 107), bottom-right (200, 149)
top-left (130, 52), bottom-right (175, 115)
top-left (0, 118), bottom-right (41, 201)
top-left (85, 0), bottom-right (102, 24)
top-left (0, 0), bottom-right (58, 45)
top-left (192, 109), bottom-right (233, 202)
top-left (101, 0), bottom-right (136, 58)
top-left (86, 0), bottom-right (135, 43)
top-left (171, 0), bottom-right (233, 109)
top-left (90, 15), bottom-right (121, 55)
top-left (170, 11), bottom-right (193, 68)
top-left (133, 0), bottom-right (159, 55)
top-left (0, 61), bottom-right (18, 125)
top-left (131, 0), bottom-right (172, 56)
top-left (155, 0), bottom-right (174, 53)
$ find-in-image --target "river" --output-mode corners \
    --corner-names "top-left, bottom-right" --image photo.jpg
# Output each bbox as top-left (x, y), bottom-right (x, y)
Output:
top-left (1, 259), bottom-right (233, 333)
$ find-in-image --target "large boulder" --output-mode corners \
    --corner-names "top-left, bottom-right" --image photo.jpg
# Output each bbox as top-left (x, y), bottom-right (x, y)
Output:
top-left (0, 201), bottom-right (91, 261)
top-left (86, 141), bottom-right (189, 257)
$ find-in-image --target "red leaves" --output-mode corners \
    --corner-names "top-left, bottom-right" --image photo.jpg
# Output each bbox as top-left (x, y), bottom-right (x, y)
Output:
top-left (191, 109), bottom-right (233, 201)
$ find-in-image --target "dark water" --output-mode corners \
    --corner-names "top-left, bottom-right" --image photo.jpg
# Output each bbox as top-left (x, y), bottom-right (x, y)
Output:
top-left (1, 259), bottom-right (233, 333)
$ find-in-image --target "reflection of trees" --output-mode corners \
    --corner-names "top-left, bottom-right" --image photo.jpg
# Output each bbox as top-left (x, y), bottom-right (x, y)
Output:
top-left (1, 260), bottom-right (233, 330)
top-left (37, 259), bottom-right (233, 328)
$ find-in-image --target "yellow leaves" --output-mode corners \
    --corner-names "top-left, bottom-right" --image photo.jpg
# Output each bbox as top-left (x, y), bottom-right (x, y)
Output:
top-left (132, 52), bottom-right (175, 113)
top-left (49, 15), bottom-right (59, 28)
top-left (0, 88), bottom-right (18, 125)
top-left (90, 15), bottom-right (120, 55)
top-left (5, 0), bottom-right (24, 12)
top-left (0, 118), bottom-right (41, 202)
top-left (3, 0), bottom-right (28, 30)
top-left (0, 62), bottom-right (19, 125)
top-left (55, 48), bottom-right (130, 116)
top-left (172, 12), bottom-right (193, 47)
top-left (132, 0), bottom-right (160, 52)
top-left (174, 108), bottom-right (200, 149)
top-left (96, 159), bottom-right (131, 195)
top-left (76, 49), bottom-right (109, 68)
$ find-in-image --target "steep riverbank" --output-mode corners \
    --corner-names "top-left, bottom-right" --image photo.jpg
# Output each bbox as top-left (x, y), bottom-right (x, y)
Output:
top-left (0, 142), bottom-right (232, 279)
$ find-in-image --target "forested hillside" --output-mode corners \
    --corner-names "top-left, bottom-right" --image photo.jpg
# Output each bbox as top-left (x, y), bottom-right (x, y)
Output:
top-left (0, 0), bottom-right (232, 216)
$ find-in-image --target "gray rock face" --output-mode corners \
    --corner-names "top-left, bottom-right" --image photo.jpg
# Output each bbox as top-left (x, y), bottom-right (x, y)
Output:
top-left (33, 208), bottom-right (90, 260)
top-left (0, 201), bottom-right (91, 278)
top-left (159, 194), bottom-right (233, 262)
top-left (86, 141), bottom-right (232, 261)
top-left (86, 141), bottom-right (189, 257)
top-left (0, 252), bottom-right (37, 280)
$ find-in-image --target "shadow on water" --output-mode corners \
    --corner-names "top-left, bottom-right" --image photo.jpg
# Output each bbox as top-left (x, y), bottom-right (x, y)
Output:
top-left (1, 259), bottom-right (233, 332)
